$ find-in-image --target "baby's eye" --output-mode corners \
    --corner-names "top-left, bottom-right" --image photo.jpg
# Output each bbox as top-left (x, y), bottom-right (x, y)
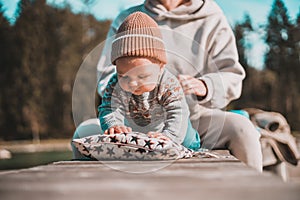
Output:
top-left (119, 75), bottom-right (129, 80)
top-left (138, 75), bottom-right (150, 79)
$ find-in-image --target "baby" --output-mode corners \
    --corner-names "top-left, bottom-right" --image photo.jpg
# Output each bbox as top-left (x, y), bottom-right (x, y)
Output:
top-left (98, 12), bottom-right (200, 150)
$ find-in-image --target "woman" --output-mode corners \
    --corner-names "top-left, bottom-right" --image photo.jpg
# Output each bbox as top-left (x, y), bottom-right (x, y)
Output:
top-left (77, 0), bottom-right (262, 172)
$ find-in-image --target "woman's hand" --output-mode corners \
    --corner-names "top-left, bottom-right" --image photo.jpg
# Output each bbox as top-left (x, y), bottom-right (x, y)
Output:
top-left (178, 74), bottom-right (207, 97)
top-left (104, 125), bottom-right (132, 135)
top-left (147, 132), bottom-right (170, 141)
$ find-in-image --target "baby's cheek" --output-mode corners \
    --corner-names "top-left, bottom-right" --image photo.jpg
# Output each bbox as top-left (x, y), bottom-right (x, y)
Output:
top-left (118, 82), bottom-right (129, 91)
top-left (141, 83), bottom-right (157, 92)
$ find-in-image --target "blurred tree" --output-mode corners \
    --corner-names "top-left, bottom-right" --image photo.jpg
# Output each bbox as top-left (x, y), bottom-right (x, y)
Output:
top-left (55, 8), bottom-right (111, 136)
top-left (0, 0), bottom-right (111, 140)
top-left (295, 11), bottom-right (300, 90)
top-left (287, 9), bottom-right (300, 131)
top-left (265, 0), bottom-right (291, 71)
top-left (11, 0), bottom-right (64, 142)
top-left (0, 2), bottom-right (14, 138)
top-left (232, 14), bottom-right (278, 113)
top-left (233, 13), bottom-right (253, 69)
top-left (232, 14), bottom-right (255, 108)
top-left (264, 0), bottom-right (299, 130)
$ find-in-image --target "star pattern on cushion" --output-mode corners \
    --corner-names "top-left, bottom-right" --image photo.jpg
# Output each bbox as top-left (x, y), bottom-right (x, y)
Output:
top-left (72, 132), bottom-right (194, 160)
top-left (144, 139), bottom-right (154, 149)
top-left (84, 137), bottom-right (92, 144)
top-left (123, 150), bottom-right (133, 158)
top-left (107, 147), bottom-right (115, 157)
top-left (109, 135), bottom-right (119, 143)
top-left (136, 148), bottom-right (146, 154)
top-left (136, 155), bottom-right (145, 160)
top-left (94, 146), bottom-right (104, 154)
top-left (81, 145), bottom-right (91, 157)
top-left (157, 141), bottom-right (165, 148)
top-left (148, 150), bottom-right (157, 157)
top-left (130, 136), bottom-right (140, 144)
top-left (85, 145), bottom-right (93, 152)
top-left (97, 135), bottom-right (106, 142)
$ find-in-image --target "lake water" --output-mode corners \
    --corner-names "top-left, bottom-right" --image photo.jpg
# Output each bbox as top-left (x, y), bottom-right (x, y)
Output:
top-left (0, 151), bottom-right (73, 170)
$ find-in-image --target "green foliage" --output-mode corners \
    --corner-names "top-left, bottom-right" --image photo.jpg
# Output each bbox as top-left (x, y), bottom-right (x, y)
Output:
top-left (0, 0), bottom-right (299, 140)
top-left (265, 0), bottom-right (292, 73)
top-left (233, 13), bottom-right (253, 69)
top-left (264, 0), bottom-right (299, 130)
top-left (0, 2), bottom-right (18, 139)
top-left (232, 0), bottom-right (300, 131)
top-left (0, 0), bottom-right (111, 140)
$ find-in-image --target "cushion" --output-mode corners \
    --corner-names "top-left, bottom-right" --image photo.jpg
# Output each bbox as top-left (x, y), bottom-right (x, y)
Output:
top-left (72, 132), bottom-right (193, 161)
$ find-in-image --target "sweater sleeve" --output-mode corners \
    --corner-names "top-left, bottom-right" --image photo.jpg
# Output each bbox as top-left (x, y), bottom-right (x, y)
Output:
top-left (198, 15), bottom-right (245, 109)
top-left (160, 77), bottom-right (190, 144)
top-left (98, 74), bottom-right (125, 131)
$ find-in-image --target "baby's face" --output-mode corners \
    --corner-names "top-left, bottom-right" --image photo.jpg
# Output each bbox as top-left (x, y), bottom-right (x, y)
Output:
top-left (116, 57), bottom-right (162, 95)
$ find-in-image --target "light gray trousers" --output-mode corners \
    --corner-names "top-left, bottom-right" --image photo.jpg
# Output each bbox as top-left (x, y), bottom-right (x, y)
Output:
top-left (192, 108), bottom-right (262, 172)
top-left (71, 109), bottom-right (262, 172)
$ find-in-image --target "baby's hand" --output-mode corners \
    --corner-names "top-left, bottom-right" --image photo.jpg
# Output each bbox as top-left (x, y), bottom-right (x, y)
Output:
top-left (147, 132), bottom-right (170, 141)
top-left (104, 125), bottom-right (132, 135)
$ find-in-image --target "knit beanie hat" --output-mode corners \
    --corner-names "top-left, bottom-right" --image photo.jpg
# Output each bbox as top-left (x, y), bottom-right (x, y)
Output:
top-left (111, 12), bottom-right (167, 65)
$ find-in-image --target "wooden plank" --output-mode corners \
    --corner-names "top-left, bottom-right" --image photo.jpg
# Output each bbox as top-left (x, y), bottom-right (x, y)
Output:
top-left (0, 151), bottom-right (299, 200)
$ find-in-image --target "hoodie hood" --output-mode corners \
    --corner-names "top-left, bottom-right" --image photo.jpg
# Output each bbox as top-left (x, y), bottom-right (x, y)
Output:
top-left (144, 0), bottom-right (222, 21)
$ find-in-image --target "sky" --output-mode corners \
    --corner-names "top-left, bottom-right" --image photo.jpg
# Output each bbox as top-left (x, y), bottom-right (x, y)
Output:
top-left (0, 0), bottom-right (299, 69)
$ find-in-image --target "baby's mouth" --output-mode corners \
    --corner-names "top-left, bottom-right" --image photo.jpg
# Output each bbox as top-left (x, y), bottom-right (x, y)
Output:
top-left (131, 86), bottom-right (144, 95)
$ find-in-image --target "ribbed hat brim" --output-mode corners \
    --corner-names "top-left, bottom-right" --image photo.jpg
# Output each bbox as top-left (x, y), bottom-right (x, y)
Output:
top-left (111, 32), bottom-right (167, 64)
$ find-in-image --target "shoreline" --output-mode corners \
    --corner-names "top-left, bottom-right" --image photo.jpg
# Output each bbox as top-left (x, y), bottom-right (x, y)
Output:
top-left (0, 139), bottom-right (72, 153)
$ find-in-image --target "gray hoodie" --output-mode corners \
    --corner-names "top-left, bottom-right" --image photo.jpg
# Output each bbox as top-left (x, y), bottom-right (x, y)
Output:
top-left (97, 0), bottom-right (245, 122)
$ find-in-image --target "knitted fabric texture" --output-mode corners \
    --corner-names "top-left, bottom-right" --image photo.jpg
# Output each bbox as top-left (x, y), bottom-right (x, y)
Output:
top-left (111, 11), bottom-right (167, 64)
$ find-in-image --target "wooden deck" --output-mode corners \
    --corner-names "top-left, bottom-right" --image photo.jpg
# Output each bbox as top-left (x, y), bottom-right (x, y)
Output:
top-left (0, 150), bottom-right (299, 200)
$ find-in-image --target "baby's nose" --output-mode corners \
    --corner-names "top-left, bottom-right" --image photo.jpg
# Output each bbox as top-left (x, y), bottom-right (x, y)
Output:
top-left (128, 80), bottom-right (138, 87)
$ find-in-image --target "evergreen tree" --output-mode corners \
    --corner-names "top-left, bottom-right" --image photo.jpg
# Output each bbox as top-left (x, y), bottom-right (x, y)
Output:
top-left (232, 14), bottom-right (256, 108)
top-left (233, 13), bottom-right (253, 69)
top-left (232, 14), bottom-right (276, 111)
top-left (9, 0), bottom-right (64, 140)
top-left (0, 0), bottom-right (111, 140)
top-left (0, 2), bottom-right (13, 137)
top-left (265, 0), bottom-right (299, 130)
top-left (293, 10), bottom-right (300, 89)
top-left (265, 0), bottom-right (292, 72)
top-left (287, 9), bottom-right (300, 130)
